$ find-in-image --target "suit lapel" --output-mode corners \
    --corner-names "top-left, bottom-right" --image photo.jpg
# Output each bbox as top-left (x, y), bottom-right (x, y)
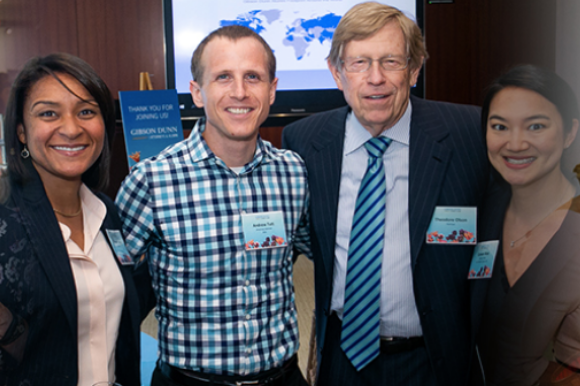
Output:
top-left (471, 183), bottom-right (510, 340)
top-left (13, 166), bottom-right (78, 335)
top-left (408, 97), bottom-right (452, 268)
top-left (309, 107), bottom-right (349, 285)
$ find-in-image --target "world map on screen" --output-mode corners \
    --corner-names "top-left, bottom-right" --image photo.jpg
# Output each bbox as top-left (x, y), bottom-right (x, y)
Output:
top-left (220, 10), bottom-right (341, 64)
top-left (171, 0), bottom-right (416, 91)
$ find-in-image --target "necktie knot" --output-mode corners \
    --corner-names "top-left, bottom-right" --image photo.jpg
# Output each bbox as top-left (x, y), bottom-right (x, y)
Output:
top-left (364, 136), bottom-right (392, 159)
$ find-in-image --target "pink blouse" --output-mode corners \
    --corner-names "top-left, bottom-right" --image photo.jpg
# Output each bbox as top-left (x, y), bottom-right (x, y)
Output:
top-left (58, 185), bottom-right (125, 386)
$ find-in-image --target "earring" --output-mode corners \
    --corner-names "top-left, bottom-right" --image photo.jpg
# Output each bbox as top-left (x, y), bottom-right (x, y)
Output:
top-left (21, 146), bottom-right (30, 159)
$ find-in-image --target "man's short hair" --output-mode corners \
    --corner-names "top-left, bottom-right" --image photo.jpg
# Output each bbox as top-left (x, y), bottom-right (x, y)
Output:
top-left (190, 25), bottom-right (276, 84)
top-left (327, 2), bottom-right (428, 71)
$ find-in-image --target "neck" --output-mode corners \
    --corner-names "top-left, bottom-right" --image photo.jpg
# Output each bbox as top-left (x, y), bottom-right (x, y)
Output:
top-left (202, 132), bottom-right (257, 168)
top-left (509, 171), bottom-right (574, 222)
top-left (42, 176), bottom-right (83, 214)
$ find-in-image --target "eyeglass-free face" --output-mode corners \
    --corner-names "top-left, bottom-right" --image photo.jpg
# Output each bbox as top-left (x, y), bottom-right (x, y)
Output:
top-left (486, 86), bottom-right (578, 189)
top-left (17, 73), bottom-right (106, 189)
top-left (328, 21), bottom-right (421, 137)
top-left (189, 36), bottom-right (278, 162)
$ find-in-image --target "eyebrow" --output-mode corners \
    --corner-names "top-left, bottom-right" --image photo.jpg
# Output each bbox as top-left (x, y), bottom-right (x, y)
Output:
top-left (488, 115), bottom-right (506, 122)
top-left (212, 68), bottom-right (266, 75)
top-left (30, 101), bottom-right (58, 109)
top-left (524, 114), bottom-right (550, 121)
top-left (30, 99), bottom-right (97, 110)
top-left (488, 114), bottom-right (551, 122)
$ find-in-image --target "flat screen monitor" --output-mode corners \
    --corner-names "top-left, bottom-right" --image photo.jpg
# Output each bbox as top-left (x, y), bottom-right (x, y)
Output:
top-left (163, 0), bottom-right (424, 125)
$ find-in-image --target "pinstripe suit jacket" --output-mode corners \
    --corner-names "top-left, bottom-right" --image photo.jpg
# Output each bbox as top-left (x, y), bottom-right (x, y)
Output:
top-left (282, 95), bottom-right (489, 386)
top-left (0, 162), bottom-right (147, 386)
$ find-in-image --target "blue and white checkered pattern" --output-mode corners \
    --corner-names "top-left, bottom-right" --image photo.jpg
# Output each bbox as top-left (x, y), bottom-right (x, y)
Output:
top-left (115, 120), bottom-right (311, 376)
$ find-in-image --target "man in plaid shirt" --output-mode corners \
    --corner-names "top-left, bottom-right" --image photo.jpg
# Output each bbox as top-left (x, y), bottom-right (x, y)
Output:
top-left (116, 25), bottom-right (311, 386)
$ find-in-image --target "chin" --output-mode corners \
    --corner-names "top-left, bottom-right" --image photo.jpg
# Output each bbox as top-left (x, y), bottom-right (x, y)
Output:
top-left (227, 125), bottom-right (261, 139)
top-left (501, 174), bottom-right (536, 188)
top-left (227, 132), bottom-right (259, 142)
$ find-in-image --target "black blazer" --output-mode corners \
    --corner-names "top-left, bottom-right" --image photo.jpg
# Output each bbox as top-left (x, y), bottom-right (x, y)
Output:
top-left (282, 96), bottom-right (489, 386)
top-left (0, 164), bottom-right (146, 386)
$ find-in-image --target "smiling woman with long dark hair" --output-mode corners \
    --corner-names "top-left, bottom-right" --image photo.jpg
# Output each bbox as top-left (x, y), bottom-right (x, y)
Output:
top-left (477, 65), bottom-right (580, 386)
top-left (0, 53), bottom-right (147, 386)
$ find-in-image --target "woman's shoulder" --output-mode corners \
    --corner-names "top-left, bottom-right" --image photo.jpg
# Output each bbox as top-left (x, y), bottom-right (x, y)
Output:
top-left (570, 195), bottom-right (580, 215)
top-left (0, 179), bottom-right (23, 228)
top-left (94, 190), bottom-right (115, 210)
top-left (91, 190), bottom-right (123, 230)
top-left (0, 173), bottom-right (12, 206)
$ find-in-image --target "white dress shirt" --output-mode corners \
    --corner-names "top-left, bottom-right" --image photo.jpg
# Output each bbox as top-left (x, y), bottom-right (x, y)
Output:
top-left (59, 184), bottom-right (125, 386)
top-left (331, 101), bottom-right (423, 337)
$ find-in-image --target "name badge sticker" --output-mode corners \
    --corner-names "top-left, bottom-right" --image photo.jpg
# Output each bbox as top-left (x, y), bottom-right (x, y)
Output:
top-left (426, 206), bottom-right (477, 245)
top-left (241, 211), bottom-right (288, 250)
top-left (105, 229), bottom-right (135, 265)
top-left (468, 240), bottom-right (499, 279)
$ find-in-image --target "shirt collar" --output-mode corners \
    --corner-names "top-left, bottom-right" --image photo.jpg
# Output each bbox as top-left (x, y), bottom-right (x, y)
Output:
top-left (185, 118), bottom-right (275, 173)
top-left (59, 184), bottom-right (106, 249)
top-left (344, 99), bottom-right (412, 155)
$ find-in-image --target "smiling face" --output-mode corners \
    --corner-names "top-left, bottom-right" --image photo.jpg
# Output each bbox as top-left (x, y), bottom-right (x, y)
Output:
top-left (189, 36), bottom-right (277, 148)
top-left (329, 21), bottom-right (421, 137)
top-left (486, 87), bottom-right (578, 188)
top-left (18, 73), bottom-right (106, 186)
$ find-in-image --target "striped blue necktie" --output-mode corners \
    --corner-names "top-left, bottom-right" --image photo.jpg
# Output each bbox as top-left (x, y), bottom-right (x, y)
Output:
top-left (341, 136), bottom-right (391, 371)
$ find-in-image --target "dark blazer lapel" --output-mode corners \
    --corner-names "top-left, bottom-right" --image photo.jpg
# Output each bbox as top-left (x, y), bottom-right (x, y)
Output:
top-left (471, 183), bottom-right (510, 340)
top-left (309, 106), bottom-right (349, 285)
top-left (408, 97), bottom-right (452, 268)
top-left (12, 164), bottom-right (78, 335)
top-left (99, 199), bottom-right (140, 345)
top-left (509, 209), bottom-right (580, 320)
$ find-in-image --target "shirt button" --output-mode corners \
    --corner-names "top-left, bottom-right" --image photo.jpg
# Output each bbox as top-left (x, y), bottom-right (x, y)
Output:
top-left (246, 314), bottom-right (251, 320)
top-left (245, 280), bottom-right (250, 286)
top-left (242, 210), bottom-right (246, 214)
top-left (247, 348), bottom-right (252, 353)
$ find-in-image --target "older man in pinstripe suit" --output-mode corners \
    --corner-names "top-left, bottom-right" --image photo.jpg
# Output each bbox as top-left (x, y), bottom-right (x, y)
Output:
top-left (282, 2), bottom-right (489, 385)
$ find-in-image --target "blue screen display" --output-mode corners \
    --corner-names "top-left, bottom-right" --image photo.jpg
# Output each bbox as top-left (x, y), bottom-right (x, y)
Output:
top-left (168, 0), bottom-right (417, 93)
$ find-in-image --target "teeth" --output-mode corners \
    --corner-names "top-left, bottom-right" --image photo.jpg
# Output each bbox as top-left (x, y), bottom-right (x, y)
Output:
top-left (227, 107), bottom-right (251, 114)
top-left (54, 146), bottom-right (86, 151)
top-left (506, 157), bottom-right (535, 165)
top-left (368, 95), bottom-right (386, 99)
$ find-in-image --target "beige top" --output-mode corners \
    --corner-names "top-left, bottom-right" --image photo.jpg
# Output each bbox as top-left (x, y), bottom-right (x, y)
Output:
top-left (58, 184), bottom-right (125, 386)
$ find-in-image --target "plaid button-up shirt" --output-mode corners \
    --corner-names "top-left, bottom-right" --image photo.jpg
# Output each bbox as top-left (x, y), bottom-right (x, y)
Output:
top-left (115, 120), bottom-right (311, 375)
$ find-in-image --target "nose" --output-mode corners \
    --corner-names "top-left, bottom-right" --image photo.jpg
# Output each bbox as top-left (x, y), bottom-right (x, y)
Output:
top-left (506, 128), bottom-right (530, 151)
top-left (366, 60), bottom-right (386, 85)
top-left (59, 114), bottom-right (83, 139)
top-left (231, 77), bottom-right (248, 100)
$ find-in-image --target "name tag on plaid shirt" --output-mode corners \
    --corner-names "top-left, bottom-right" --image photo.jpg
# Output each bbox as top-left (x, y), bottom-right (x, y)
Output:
top-left (241, 211), bottom-right (288, 250)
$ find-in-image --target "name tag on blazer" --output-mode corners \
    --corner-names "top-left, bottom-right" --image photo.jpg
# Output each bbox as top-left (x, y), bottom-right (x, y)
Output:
top-left (105, 229), bottom-right (135, 266)
top-left (426, 206), bottom-right (477, 245)
top-left (468, 240), bottom-right (499, 279)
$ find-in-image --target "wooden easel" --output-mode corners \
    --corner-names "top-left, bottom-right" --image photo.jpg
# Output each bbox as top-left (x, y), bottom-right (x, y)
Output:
top-left (139, 72), bottom-right (153, 91)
